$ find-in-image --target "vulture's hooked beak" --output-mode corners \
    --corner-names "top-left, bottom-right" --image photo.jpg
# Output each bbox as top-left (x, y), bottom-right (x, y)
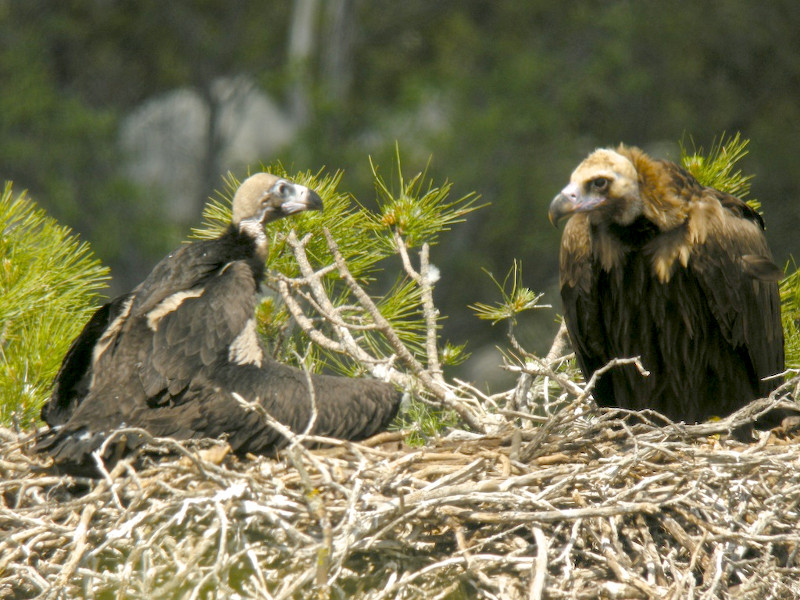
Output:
top-left (548, 183), bottom-right (605, 226)
top-left (279, 183), bottom-right (324, 216)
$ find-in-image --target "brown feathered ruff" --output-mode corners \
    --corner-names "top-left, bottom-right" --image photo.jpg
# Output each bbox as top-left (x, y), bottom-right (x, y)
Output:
top-left (37, 174), bottom-right (402, 475)
top-left (549, 145), bottom-right (784, 424)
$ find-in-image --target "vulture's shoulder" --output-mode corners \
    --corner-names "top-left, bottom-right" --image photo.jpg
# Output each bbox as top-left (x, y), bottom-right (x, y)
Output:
top-left (635, 158), bottom-right (777, 279)
top-left (131, 239), bottom-right (225, 316)
top-left (708, 188), bottom-right (766, 230)
top-left (685, 185), bottom-right (778, 275)
top-left (656, 159), bottom-right (766, 231)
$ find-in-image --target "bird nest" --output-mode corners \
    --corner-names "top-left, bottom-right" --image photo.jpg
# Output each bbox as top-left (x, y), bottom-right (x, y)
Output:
top-left (3, 390), bottom-right (800, 600)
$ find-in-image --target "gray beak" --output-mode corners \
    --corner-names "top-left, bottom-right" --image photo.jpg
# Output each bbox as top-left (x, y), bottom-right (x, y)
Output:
top-left (548, 182), bottom-right (605, 226)
top-left (280, 183), bottom-right (323, 215)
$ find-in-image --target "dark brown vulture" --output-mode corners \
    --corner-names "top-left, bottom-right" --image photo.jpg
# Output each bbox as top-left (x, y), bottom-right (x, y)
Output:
top-left (549, 145), bottom-right (784, 424)
top-left (37, 173), bottom-right (401, 474)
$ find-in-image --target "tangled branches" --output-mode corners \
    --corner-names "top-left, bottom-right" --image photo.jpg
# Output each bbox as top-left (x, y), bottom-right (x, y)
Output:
top-left (3, 396), bottom-right (800, 599)
top-left (273, 226), bottom-right (493, 433)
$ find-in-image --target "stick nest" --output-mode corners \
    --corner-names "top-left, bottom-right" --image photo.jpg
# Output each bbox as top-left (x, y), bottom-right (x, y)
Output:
top-left (3, 393), bottom-right (800, 600)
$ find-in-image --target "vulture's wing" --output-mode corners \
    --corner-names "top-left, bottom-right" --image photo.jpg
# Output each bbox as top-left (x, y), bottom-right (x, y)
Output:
top-left (44, 240), bottom-right (227, 424)
top-left (40, 357), bottom-right (401, 472)
top-left (137, 259), bottom-right (259, 399)
top-left (43, 293), bottom-right (133, 426)
top-left (226, 362), bottom-right (402, 452)
top-left (687, 192), bottom-right (784, 396)
top-left (130, 240), bottom-right (224, 317)
top-left (36, 259), bottom-right (262, 471)
top-left (133, 360), bottom-right (401, 454)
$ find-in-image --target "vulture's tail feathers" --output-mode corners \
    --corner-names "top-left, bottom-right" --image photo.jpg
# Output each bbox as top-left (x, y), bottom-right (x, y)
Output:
top-left (35, 425), bottom-right (146, 477)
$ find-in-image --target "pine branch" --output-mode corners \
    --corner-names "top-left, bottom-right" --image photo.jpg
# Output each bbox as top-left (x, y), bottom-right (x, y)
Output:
top-left (680, 132), bottom-right (758, 210)
top-left (0, 182), bottom-right (109, 427)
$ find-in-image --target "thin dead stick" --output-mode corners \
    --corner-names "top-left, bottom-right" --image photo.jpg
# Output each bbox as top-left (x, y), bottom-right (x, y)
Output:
top-left (438, 501), bottom-right (661, 524)
top-left (321, 228), bottom-right (427, 376)
top-left (48, 502), bottom-right (96, 598)
top-left (529, 526), bottom-right (548, 600)
top-left (582, 357), bottom-right (650, 402)
top-left (508, 352), bottom-right (584, 399)
top-left (545, 320), bottom-right (570, 364)
top-left (276, 235), bottom-right (409, 388)
top-left (393, 231), bottom-right (442, 379)
top-left (286, 231), bottom-right (367, 355)
top-left (289, 348), bottom-right (320, 446)
top-left (277, 279), bottom-right (356, 355)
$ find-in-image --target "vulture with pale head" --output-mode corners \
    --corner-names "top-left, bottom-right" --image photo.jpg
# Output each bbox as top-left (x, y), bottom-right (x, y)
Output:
top-left (38, 174), bottom-right (401, 473)
top-left (549, 145), bottom-right (784, 424)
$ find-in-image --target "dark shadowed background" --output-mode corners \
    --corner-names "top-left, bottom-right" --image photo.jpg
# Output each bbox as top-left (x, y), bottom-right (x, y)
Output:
top-left (2, 0), bottom-right (798, 388)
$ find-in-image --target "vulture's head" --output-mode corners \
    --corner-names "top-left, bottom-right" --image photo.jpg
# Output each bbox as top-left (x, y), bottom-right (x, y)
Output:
top-left (549, 149), bottom-right (643, 227)
top-left (232, 173), bottom-right (323, 230)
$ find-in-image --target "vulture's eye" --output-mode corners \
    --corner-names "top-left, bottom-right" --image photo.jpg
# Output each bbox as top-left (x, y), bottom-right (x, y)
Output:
top-left (590, 177), bottom-right (610, 193)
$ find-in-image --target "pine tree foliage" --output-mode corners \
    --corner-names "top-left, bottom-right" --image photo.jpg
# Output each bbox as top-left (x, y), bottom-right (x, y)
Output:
top-left (470, 260), bottom-right (545, 325)
top-left (680, 132), bottom-right (758, 210)
top-left (191, 152), bottom-right (482, 376)
top-left (0, 182), bottom-right (109, 428)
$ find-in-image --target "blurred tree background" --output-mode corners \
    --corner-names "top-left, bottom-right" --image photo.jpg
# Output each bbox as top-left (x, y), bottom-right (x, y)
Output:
top-left (2, 0), bottom-right (799, 389)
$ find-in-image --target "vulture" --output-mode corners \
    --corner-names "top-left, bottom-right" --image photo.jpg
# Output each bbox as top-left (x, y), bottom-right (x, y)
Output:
top-left (37, 173), bottom-right (401, 473)
top-left (549, 145), bottom-right (784, 424)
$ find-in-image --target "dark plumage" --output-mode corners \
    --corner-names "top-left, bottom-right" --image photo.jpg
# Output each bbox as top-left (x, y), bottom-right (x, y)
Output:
top-left (549, 146), bottom-right (784, 423)
top-left (38, 174), bottom-right (401, 473)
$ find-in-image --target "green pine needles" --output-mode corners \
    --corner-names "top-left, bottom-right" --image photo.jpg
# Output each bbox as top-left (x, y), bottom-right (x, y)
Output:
top-left (680, 132), bottom-right (757, 208)
top-left (780, 264), bottom-right (800, 369)
top-left (470, 260), bottom-right (545, 326)
top-left (0, 182), bottom-right (109, 428)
